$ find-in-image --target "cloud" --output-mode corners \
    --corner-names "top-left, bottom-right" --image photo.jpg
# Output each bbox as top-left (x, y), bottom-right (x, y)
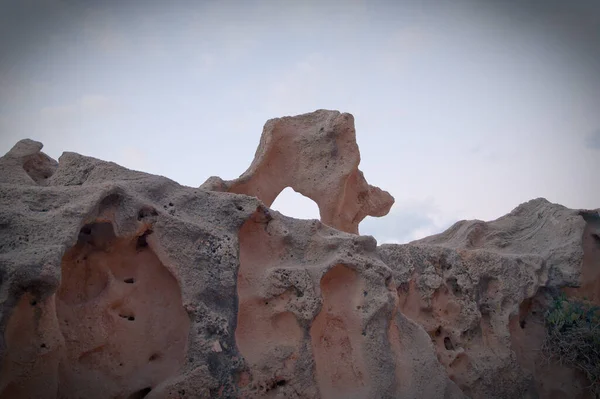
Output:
top-left (360, 198), bottom-right (458, 244)
top-left (585, 129), bottom-right (600, 150)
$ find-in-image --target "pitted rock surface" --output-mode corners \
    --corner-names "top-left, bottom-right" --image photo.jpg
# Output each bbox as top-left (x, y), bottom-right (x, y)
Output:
top-left (200, 109), bottom-right (395, 234)
top-left (0, 110), bottom-right (598, 399)
top-left (0, 136), bottom-right (460, 399)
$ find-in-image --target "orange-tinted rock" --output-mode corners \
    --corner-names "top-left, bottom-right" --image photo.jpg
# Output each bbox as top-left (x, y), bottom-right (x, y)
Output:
top-left (232, 205), bottom-right (463, 398)
top-left (2, 221), bottom-right (190, 399)
top-left (55, 222), bottom-right (189, 398)
top-left (379, 198), bottom-right (600, 399)
top-left (200, 109), bottom-right (394, 234)
top-left (1, 124), bottom-right (597, 399)
top-left (0, 140), bottom-right (252, 398)
top-left (0, 139), bottom-right (459, 399)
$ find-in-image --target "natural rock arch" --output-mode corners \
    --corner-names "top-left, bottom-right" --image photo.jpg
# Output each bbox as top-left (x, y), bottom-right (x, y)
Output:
top-left (200, 109), bottom-right (394, 234)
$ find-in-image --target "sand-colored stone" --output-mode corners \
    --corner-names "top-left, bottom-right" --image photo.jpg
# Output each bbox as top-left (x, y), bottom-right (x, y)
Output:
top-left (0, 110), bottom-right (598, 399)
top-left (232, 205), bottom-right (462, 398)
top-left (0, 136), bottom-right (460, 399)
top-left (200, 109), bottom-right (395, 234)
top-left (379, 198), bottom-right (600, 399)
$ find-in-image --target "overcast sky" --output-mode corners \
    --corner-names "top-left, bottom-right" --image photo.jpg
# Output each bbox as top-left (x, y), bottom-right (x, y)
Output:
top-left (1, 0), bottom-right (599, 244)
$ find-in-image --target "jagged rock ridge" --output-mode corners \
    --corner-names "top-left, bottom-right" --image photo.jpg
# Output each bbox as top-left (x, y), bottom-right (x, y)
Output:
top-left (0, 115), bottom-right (458, 399)
top-left (379, 198), bottom-right (600, 398)
top-left (0, 110), bottom-right (598, 399)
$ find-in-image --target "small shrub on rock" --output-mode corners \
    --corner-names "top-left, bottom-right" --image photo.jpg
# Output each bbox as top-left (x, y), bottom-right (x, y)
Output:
top-left (542, 293), bottom-right (600, 397)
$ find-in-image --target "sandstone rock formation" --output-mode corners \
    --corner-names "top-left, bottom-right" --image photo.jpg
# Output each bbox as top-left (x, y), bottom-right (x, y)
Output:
top-left (0, 111), bottom-right (597, 399)
top-left (379, 198), bottom-right (600, 399)
top-left (200, 109), bottom-right (395, 234)
top-left (0, 137), bottom-right (461, 398)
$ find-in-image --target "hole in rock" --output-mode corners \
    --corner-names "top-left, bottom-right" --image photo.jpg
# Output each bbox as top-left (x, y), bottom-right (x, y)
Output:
top-left (137, 206), bottom-right (158, 220)
top-left (446, 277), bottom-right (462, 297)
top-left (136, 235), bottom-right (148, 249)
top-left (444, 337), bottom-right (454, 350)
top-left (270, 187), bottom-right (320, 220)
top-left (128, 387), bottom-right (152, 399)
top-left (149, 353), bottom-right (160, 361)
top-left (50, 221), bottom-right (190, 398)
top-left (440, 256), bottom-right (452, 270)
top-left (118, 313), bottom-right (135, 321)
top-left (76, 222), bottom-right (115, 249)
top-left (136, 230), bottom-right (152, 250)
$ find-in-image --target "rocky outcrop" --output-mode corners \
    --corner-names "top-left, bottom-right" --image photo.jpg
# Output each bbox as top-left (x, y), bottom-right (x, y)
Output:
top-left (0, 137), bottom-right (461, 399)
top-left (379, 199), bottom-right (600, 399)
top-left (200, 109), bottom-right (395, 234)
top-left (0, 110), bottom-right (597, 399)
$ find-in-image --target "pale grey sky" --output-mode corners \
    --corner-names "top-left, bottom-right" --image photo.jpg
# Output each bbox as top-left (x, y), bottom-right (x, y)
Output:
top-left (1, 0), bottom-right (599, 243)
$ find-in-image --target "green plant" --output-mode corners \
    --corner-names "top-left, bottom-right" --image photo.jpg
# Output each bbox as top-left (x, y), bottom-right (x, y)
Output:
top-left (542, 293), bottom-right (600, 397)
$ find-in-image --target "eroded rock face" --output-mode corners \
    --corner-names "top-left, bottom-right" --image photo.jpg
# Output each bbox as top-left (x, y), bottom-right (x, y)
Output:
top-left (0, 138), bottom-right (461, 399)
top-left (57, 222), bottom-right (189, 398)
top-left (379, 198), bottom-right (600, 399)
top-left (200, 109), bottom-right (395, 234)
top-left (0, 109), bottom-right (597, 399)
top-left (0, 140), bottom-right (252, 398)
top-left (2, 220), bottom-right (190, 399)
top-left (234, 206), bottom-right (463, 399)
